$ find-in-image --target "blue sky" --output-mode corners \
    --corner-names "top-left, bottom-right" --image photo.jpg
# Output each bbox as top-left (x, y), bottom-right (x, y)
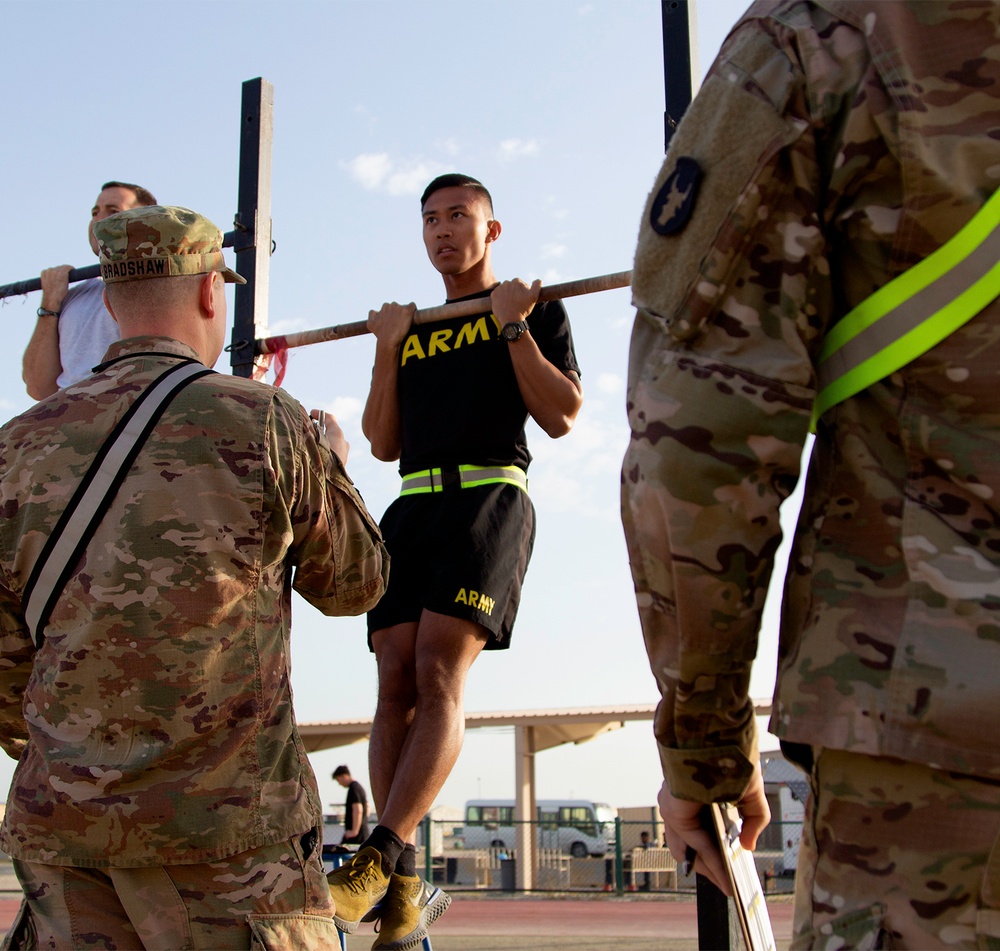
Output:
top-left (1, 0), bottom-right (784, 818)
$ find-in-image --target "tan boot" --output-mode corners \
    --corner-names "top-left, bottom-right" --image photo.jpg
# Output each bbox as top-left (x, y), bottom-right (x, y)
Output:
top-left (326, 846), bottom-right (391, 933)
top-left (371, 873), bottom-right (451, 950)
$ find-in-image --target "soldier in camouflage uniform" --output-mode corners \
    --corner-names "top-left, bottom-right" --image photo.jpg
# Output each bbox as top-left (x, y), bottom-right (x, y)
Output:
top-left (0, 205), bottom-right (389, 949)
top-left (621, 2), bottom-right (1000, 947)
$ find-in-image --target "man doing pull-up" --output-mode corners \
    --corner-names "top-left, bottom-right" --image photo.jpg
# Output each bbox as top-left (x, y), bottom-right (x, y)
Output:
top-left (326, 173), bottom-right (583, 950)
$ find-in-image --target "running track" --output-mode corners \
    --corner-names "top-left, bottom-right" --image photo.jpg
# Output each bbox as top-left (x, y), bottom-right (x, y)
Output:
top-left (0, 893), bottom-right (795, 945)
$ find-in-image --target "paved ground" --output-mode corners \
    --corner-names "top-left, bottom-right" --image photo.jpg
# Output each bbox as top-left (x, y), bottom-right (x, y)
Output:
top-left (0, 887), bottom-right (795, 950)
top-left (344, 894), bottom-right (796, 950)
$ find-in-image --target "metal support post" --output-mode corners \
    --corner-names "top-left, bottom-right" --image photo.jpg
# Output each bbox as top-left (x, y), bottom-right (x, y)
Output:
top-left (229, 77), bottom-right (274, 378)
top-left (660, 0), bottom-right (695, 151)
top-left (663, 13), bottom-right (728, 942)
top-left (513, 724), bottom-right (537, 890)
top-left (614, 816), bottom-right (625, 894)
top-left (424, 814), bottom-right (434, 883)
top-left (696, 873), bottom-right (739, 950)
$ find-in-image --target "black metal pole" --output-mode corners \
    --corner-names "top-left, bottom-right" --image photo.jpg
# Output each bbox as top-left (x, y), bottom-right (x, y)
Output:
top-left (696, 873), bottom-right (741, 950)
top-left (661, 8), bottom-right (735, 945)
top-left (661, 0), bottom-right (693, 152)
top-left (0, 265), bottom-right (101, 300)
top-left (229, 77), bottom-right (274, 378)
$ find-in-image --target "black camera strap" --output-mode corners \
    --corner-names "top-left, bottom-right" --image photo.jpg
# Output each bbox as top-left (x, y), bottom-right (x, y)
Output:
top-left (22, 360), bottom-right (214, 648)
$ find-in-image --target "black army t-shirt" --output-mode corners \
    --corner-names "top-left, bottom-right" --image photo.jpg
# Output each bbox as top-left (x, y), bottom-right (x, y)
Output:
top-left (396, 289), bottom-right (580, 475)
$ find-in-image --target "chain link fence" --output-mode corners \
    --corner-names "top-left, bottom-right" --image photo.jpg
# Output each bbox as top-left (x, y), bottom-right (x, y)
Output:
top-left (404, 816), bottom-right (802, 895)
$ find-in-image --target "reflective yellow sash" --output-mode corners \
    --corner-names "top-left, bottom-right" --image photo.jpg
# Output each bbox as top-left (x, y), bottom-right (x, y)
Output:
top-left (812, 187), bottom-right (1000, 431)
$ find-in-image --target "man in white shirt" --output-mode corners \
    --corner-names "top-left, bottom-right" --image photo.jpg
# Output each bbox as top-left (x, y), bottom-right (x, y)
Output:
top-left (22, 180), bottom-right (157, 400)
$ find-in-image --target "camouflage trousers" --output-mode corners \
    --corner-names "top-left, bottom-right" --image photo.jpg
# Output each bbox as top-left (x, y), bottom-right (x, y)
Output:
top-left (0, 828), bottom-right (338, 950)
top-left (791, 748), bottom-right (1000, 950)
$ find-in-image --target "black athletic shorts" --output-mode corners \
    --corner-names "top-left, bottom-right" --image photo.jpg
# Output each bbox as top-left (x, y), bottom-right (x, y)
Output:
top-left (366, 481), bottom-right (535, 649)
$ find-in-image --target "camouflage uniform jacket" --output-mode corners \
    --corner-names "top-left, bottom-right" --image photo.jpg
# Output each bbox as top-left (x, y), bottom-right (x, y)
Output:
top-left (625, 1), bottom-right (1000, 802)
top-left (0, 336), bottom-right (388, 866)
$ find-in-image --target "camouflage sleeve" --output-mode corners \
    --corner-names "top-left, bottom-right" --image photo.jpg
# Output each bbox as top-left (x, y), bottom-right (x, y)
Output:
top-left (0, 577), bottom-right (33, 760)
top-left (624, 6), bottom-right (865, 801)
top-left (272, 395), bottom-right (388, 616)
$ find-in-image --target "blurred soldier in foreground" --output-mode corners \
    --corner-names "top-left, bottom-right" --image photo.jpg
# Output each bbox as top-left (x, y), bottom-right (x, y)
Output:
top-left (622, 2), bottom-right (1000, 947)
top-left (22, 180), bottom-right (157, 400)
top-left (0, 205), bottom-right (388, 949)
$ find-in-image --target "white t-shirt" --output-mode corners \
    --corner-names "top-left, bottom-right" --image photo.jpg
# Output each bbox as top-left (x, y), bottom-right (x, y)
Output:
top-left (56, 277), bottom-right (119, 389)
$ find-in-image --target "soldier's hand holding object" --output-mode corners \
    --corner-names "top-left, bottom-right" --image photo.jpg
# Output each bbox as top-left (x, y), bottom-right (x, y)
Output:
top-left (310, 409), bottom-right (350, 467)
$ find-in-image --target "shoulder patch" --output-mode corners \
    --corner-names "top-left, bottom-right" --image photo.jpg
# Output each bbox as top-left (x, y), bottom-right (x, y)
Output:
top-left (649, 156), bottom-right (703, 236)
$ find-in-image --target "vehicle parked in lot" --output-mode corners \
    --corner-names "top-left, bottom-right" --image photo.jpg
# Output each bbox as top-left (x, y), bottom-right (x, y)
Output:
top-left (463, 799), bottom-right (617, 858)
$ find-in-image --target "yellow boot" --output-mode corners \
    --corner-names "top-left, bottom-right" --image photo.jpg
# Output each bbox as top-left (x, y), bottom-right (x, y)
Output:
top-left (327, 846), bottom-right (391, 934)
top-left (372, 873), bottom-right (451, 950)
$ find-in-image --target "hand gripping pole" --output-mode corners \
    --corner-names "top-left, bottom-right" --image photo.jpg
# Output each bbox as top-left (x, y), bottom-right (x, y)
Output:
top-left (255, 270), bottom-right (632, 355)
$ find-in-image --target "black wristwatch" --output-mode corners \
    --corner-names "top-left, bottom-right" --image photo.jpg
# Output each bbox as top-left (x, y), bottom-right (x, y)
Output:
top-left (500, 320), bottom-right (529, 342)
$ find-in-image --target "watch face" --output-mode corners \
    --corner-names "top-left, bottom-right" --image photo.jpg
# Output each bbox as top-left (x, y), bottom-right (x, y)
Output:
top-left (502, 321), bottom-right (526, 341)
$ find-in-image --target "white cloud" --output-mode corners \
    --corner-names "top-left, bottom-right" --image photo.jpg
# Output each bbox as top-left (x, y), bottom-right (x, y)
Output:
top-left (542, 196), bottom-right (569, 220)
top-left (325, 395), bottom-right (363, 423)
top-left (597, 372), bottom-right (622, 395)
top-left (342, 153), bottom-right (446, 196)
top-left (384, 165), bottom-right (441, 196)
top-left (526, 409), bottom-right (630, 520)
top-left (344, 153), bottom-right (392, 190)
top-left (266, 315), bottom-right (310, 335)
top-left (541, 243), bottom-right (568, 260)
top-left (498, 138), bottom-right (539, 163)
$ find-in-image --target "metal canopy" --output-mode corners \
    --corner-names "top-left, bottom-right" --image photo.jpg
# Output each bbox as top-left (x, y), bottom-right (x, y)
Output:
top-left (296, 700), bottom-right (774, 755)
top-left (296, 704), bottom-right (658, 754)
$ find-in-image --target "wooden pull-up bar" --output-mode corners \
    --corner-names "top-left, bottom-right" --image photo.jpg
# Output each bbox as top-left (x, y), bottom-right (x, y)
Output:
top-left (254, 269), bottom-right (633, 355)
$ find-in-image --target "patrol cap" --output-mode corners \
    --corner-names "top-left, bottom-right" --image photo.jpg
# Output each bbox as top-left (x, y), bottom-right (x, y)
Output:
top-left (96, 205), bottom-right (246, 285)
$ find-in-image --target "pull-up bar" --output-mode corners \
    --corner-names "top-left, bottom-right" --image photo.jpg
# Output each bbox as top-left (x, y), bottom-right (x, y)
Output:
top-left (0, 232), bottom-right (239, 301)
top-left (254, 269), bottom-right (633, 355)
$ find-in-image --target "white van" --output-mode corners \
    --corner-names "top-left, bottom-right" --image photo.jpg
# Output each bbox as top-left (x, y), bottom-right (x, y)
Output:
top-left (463, 799), bottom-right (617, 858)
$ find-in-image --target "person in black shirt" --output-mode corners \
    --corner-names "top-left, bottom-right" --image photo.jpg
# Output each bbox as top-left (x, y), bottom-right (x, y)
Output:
top-left (332, 765), bottom-right (370, 846)
top-left (327, 174), bottom-right (582, 949)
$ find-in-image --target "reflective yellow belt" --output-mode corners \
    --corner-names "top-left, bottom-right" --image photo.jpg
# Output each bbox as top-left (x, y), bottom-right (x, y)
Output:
top-left (400, 464), bottom-right (528, 496)
top-left (812, 187), bottom-right (1000, 431)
